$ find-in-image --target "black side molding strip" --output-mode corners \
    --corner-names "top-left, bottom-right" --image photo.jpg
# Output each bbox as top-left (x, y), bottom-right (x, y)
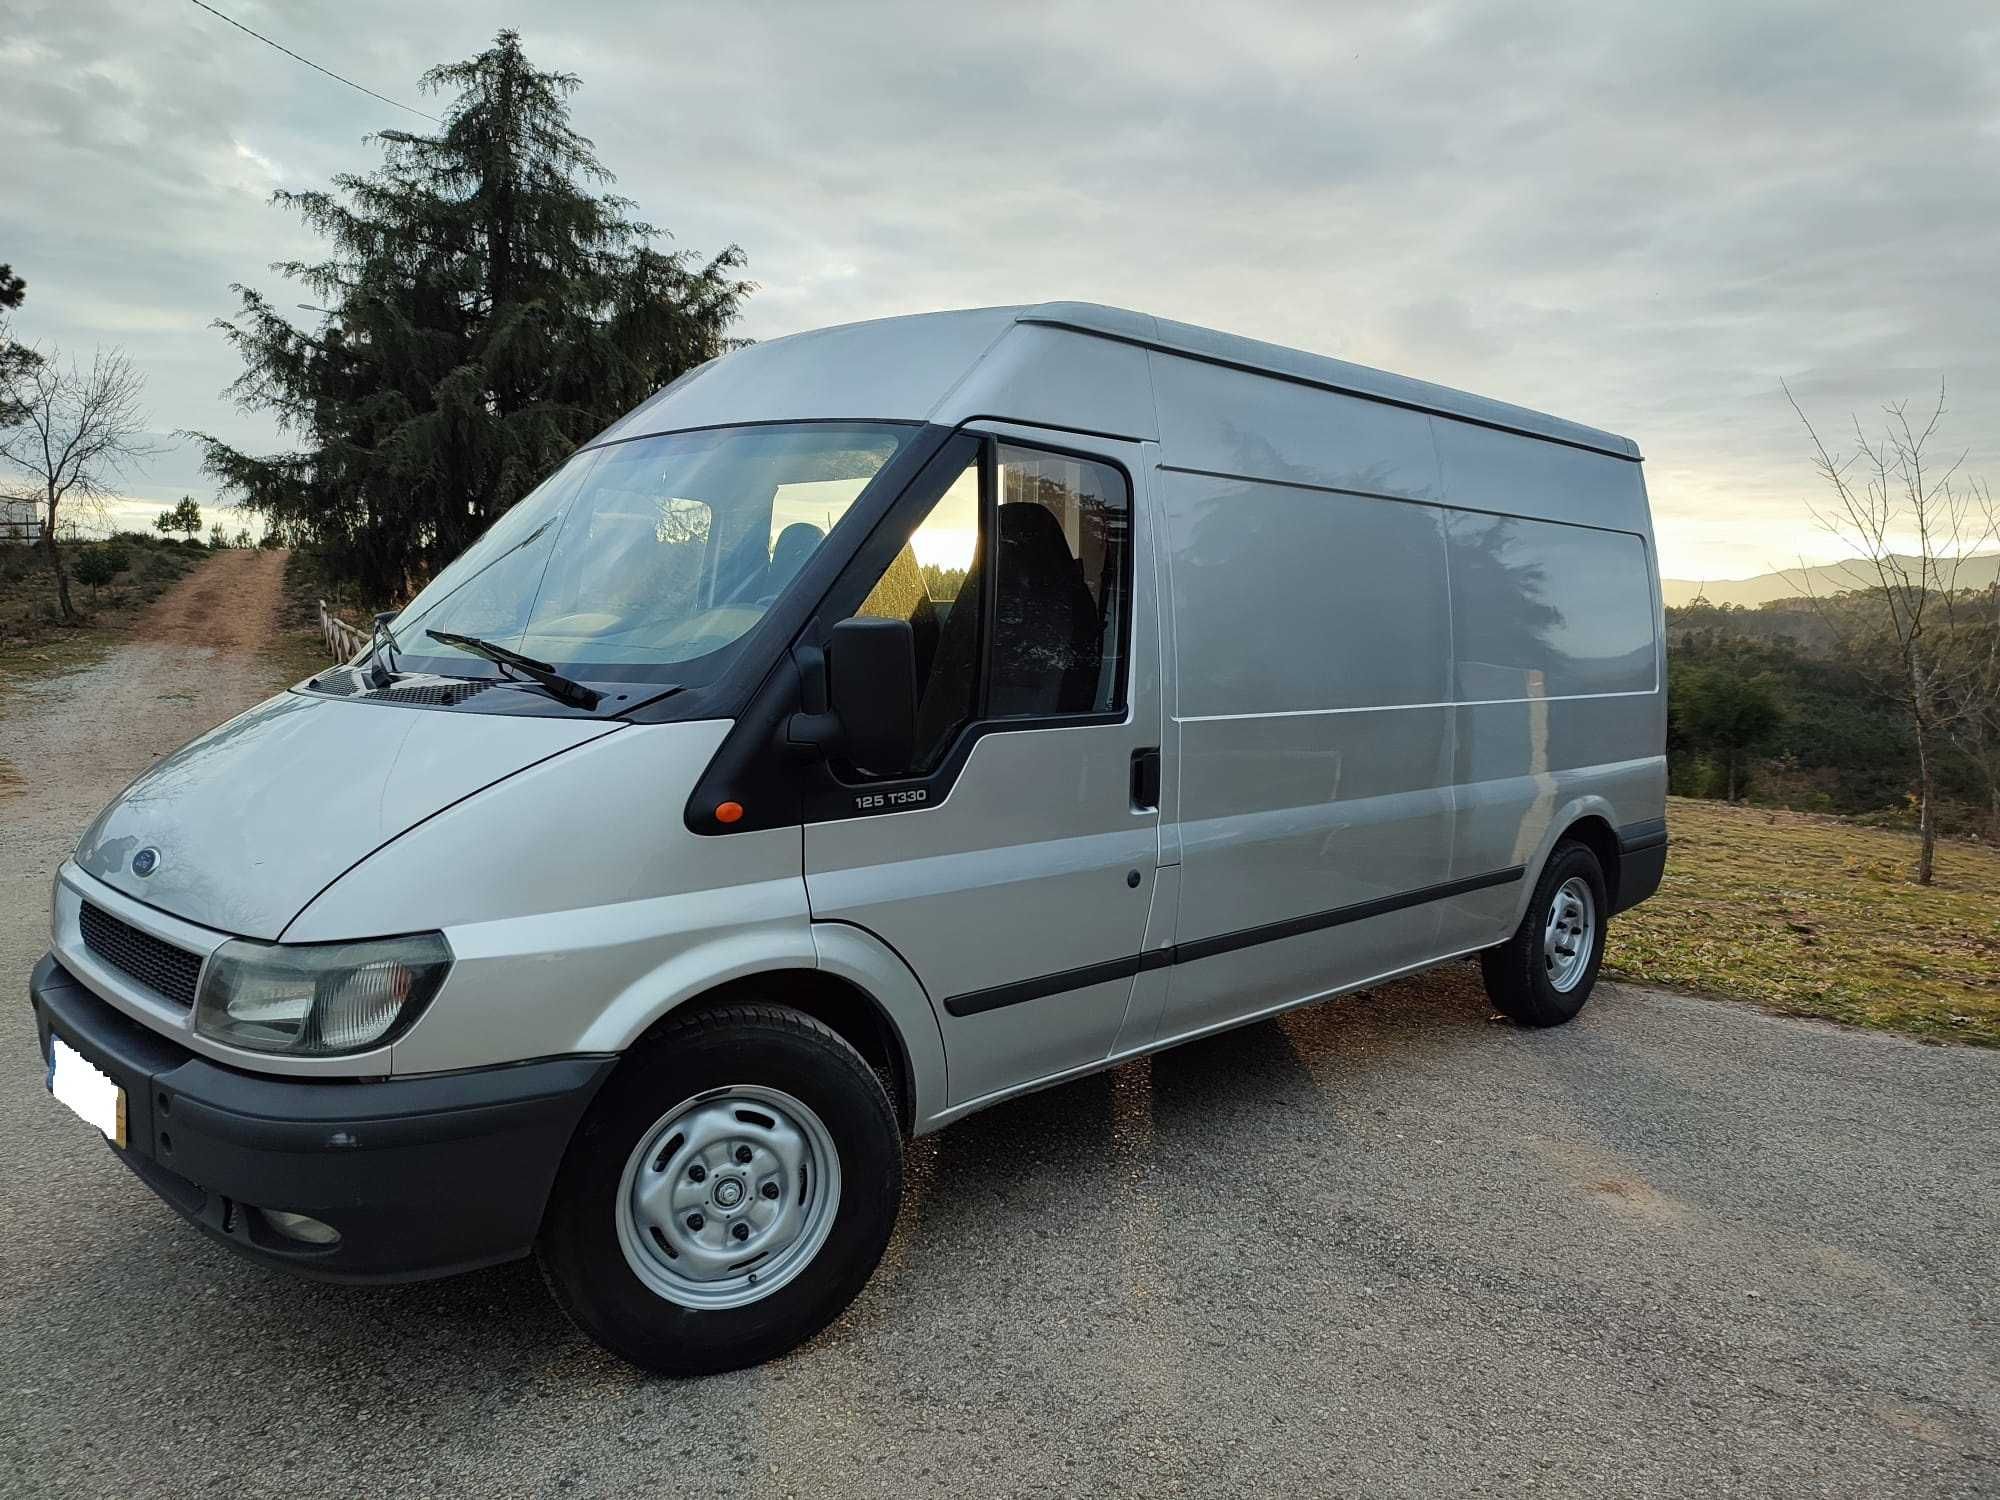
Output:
top-left (942, 865), bottom-right (1525, 1019)
top-left (944, 948), bottom-right (1171, 1019)
top-left (1617, 817), bottom-right (1668, 854)
top-left (1172, 866), bottom-right (1525, 966)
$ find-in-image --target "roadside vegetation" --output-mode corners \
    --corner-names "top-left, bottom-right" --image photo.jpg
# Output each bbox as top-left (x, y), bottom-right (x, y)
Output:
top-left (0, 533), bottom-right (209, 679)
top-left (1669, 591), bottom-right (1998, 845)
top-left (266, 548), bottom-right (354, 686)
top-left (1607, 797), bottom-right (2000, 1048)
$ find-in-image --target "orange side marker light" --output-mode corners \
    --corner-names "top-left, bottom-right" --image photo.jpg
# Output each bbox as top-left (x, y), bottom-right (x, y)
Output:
top-left (715, 801), bottom-right (745, 825)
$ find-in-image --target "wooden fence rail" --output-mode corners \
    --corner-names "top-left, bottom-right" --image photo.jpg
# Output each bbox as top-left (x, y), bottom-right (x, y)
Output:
top-left (318, 599), bottom-right (371, 664)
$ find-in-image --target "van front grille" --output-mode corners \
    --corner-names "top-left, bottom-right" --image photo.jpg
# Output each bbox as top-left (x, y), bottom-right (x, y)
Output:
top-left (79, 902), bottom-right (203, 1010)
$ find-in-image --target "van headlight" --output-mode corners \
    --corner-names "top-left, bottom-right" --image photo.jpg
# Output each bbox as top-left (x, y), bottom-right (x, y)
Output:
top-left (194, 934), bottom-right (452, 1056)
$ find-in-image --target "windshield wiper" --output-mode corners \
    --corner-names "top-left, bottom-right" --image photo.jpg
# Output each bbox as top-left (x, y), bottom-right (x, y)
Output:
top-left (424, 630), bottom-right (602, 711)
top-left (368, 611), bottom-right (401, 688)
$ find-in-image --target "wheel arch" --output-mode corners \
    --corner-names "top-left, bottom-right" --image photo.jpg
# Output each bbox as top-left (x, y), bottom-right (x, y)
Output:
top-left (644, 968), bottom-right (923, 1136)
top-left (1557, 813), bottom-right (1622, 910)
top-left (1510, 795), bottom-right (1625, 926)
top-left (575, 924), bottom-right (947, 1138)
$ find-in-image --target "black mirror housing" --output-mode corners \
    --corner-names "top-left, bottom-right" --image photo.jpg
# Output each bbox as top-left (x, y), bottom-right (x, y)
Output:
top-left (827, 617), bottom-right (918, 776)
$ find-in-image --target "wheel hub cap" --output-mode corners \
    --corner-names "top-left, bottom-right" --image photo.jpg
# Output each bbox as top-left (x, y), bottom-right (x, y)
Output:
top-left (614, 1085), bottom-right (842, 1311)
top-left (1543, 876), bottom-right (1597, 993)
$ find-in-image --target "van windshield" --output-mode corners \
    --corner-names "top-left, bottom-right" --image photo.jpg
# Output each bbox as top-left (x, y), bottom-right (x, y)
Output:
top-left (386, 423), bottom-right (911, 683)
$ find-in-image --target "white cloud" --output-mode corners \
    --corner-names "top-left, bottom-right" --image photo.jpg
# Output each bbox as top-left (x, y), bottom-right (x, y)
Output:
top-left (229, 139), bottom-right (284, 187)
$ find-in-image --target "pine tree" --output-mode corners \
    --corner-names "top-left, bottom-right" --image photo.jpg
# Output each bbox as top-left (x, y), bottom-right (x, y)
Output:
top-left (156, 496), bottom-right (203, 540)
top-left (195, 31), bottom-right (751, 599)
top-left (0, 261), bottom-right (39, 431)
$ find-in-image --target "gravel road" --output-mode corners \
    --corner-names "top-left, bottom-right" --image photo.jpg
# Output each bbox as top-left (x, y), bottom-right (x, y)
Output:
top-left (1, 553), bottom-right (1995, 1498)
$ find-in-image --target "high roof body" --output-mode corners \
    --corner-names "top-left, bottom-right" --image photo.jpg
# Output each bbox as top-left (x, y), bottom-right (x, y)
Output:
top-left (591, 301), bottom-right (1640, 464)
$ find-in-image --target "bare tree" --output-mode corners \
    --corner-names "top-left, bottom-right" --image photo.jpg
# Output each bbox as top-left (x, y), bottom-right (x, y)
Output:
top-left (0, 344), bottom-right (159, 622)
top-left (1784, 379), bottom-right (1999, 883)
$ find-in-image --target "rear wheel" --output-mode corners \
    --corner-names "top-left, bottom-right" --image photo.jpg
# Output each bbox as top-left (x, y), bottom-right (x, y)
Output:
top-left (537, 1003), bottom-right (902, 1376)
top-left (1480, 842), bottom-right (1607, 1027)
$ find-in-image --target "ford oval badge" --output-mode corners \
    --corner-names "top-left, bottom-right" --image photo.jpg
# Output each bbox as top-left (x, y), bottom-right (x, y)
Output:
top-left (131, 847), bottom-right (160, 878)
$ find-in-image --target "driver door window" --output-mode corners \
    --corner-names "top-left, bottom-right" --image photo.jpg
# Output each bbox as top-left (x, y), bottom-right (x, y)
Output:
top-left (846, 440), bottom-right (1131, 776)
top-left (855, 458), bottom-right (980, 771)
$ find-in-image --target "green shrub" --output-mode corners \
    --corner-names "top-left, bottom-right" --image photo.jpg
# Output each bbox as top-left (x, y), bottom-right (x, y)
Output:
top-left (72, 549), bottom-right (118, 598)
top-left (1669, 754), bottom-right (1728, 800)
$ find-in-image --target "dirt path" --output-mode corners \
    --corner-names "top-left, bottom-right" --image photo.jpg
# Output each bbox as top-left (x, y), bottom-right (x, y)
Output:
top-left (0, 547), bottom-right (301, 948)
top-left (131, 543), bottom-right (290, 653)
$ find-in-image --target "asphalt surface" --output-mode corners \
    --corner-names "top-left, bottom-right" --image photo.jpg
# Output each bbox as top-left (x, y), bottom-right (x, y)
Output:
top-left (2, 568), bottom-right (1996, 1498)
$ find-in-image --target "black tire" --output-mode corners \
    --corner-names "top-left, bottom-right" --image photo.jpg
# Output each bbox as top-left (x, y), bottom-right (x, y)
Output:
top-left (1479, 841), bottom-right (1608, 1027)
top-left (536, 1003), bottom-right (903, 1377)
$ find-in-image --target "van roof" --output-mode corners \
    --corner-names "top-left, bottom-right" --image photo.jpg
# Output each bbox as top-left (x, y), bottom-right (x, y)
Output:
top-left (1011, 302), bottom-right (1640, 461)
top-left (593, 302), bottom-right (1640, 462)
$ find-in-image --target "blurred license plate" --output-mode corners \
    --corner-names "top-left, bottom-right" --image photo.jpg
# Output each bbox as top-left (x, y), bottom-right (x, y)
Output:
top-left (50, 1036), bottom-right (125, 1148)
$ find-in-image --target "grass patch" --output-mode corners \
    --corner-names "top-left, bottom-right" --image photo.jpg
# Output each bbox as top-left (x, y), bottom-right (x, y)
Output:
top-left (0, 626), bottom-right (126, 689)
top-left (1607, 797), bottom-right (2000, 1048)
top-left (0, 535), bottom-right (209, 685)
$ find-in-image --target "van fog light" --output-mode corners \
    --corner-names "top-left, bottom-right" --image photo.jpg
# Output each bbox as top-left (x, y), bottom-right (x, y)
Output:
top-left (257, 1208), bottom-right (340, 1246)
top-left (194, 933), bottom-right (452, 1056)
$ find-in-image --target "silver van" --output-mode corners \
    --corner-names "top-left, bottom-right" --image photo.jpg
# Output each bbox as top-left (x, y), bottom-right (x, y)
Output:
top-left (32, 303), bottom-right (1666, 1374)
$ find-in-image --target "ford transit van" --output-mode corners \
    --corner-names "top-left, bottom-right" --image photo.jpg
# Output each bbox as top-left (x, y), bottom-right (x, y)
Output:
top-left (31, 303), bottom-right (1667, 1375)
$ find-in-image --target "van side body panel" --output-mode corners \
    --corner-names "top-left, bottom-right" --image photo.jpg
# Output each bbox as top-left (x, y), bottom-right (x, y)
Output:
top-left (1138, 339), bottom-right (1663, 1046)
top-left (1434, 444), bottom-right (1666, 945)
top-left (1149, 352), bottom-right (1459, 1036)
top-left (1431, 416), bottom-right (1651, 529)
top-left (1148, 348), bottom-right (1442, 501)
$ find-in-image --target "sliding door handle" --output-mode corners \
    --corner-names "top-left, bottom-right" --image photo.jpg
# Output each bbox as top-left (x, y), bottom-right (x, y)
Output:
top-left (1130, 747), bottom-right (1161, 811)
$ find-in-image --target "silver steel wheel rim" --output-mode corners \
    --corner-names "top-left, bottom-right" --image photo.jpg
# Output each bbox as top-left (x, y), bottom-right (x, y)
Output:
top-left (1543, 876), bottom-right (1596, 993)
top-left (614, 1085), bottom-right (842, 1311)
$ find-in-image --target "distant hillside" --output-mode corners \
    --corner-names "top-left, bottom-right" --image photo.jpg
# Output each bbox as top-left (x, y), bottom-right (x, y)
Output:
top-left (1662, 553), bottom-right (2000, 608)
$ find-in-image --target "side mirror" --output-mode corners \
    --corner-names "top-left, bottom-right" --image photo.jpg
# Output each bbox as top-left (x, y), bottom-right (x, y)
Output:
top-left (826, 617), bottom-right (917, 776)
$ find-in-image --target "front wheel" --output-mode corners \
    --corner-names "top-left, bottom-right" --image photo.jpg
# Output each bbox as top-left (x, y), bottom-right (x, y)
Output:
top-left (1480, 842), bottom-right (1608, 1027)
top-left (536, 1003), bottom-right (903, 1376)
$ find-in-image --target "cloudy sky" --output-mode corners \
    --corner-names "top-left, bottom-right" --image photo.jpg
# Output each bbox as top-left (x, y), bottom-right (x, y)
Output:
top-left (4, 0), bottom-right (1997, 579)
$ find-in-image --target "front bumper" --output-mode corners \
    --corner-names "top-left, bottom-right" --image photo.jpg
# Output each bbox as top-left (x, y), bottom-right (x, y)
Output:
top-left (30, 954), bottom-right (615, 1283)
